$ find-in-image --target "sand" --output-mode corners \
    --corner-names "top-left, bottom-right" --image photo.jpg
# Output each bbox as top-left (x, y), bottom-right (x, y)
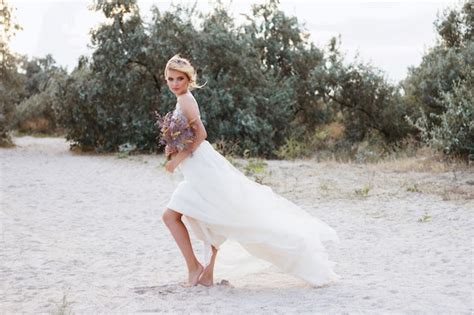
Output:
top-left (1, 136), bottom-right (472, 314)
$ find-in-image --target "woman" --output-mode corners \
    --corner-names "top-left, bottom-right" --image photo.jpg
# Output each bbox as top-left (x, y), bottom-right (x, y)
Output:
top-left (161, 55), bottom-right (340, 287)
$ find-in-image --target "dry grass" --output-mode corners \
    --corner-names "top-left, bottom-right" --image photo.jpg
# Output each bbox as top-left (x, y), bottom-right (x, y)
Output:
top-left (0, 138), bottom-right (15, 148)
top-left (414, 169), bottom-right (474, 201)
top-left (372, 147), bottom-right (470, 173)
top-left (366, 148), bottom-right (474, 201)
top-left (323, 122), bottom-right (345, 139)
top-left (19, 117), bottom-right (52, 133)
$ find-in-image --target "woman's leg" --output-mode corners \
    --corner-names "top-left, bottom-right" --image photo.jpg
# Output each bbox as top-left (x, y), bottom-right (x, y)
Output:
top-left (162, 208), bottom-right (203, 286)
top-left (198, 245), bottom-right (218, 286)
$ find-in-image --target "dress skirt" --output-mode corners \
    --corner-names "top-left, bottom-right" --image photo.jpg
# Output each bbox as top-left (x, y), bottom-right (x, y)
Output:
top-left (166, 140), bottom-right (340, 286)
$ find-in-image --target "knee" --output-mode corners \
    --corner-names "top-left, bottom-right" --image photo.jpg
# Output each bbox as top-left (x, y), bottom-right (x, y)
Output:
top-left (162, 209), bottom-right (181, 227)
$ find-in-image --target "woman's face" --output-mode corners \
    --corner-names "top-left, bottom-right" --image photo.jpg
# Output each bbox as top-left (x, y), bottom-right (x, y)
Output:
top-left (166, 69), bottom-right (189, 96)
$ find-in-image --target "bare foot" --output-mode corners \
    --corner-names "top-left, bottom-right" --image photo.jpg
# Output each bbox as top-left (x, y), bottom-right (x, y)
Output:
top-left (182, 263), bottom-right (204, 287)
top-left (198, 264), bottom-right (214, 286)
top-left (198, 246), bottom-right (218, 287)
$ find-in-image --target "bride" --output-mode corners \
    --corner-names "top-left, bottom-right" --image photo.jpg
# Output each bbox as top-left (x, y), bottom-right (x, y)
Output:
top-left (161, 55), bottom-right (340, 287)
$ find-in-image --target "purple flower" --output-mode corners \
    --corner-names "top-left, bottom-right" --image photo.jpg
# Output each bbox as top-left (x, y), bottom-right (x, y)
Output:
top-left (155, 110), bottom-right (196, 158)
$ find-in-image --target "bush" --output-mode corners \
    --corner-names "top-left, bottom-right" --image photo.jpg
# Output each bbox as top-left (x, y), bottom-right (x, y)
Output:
top-left (403, 1), bottom-right (473, 158)
top-left (324, 51), bottom-right (412, 143)
top-left (276, 137), bottom-right (312, 160)
top-left (13, 55), bottom-right (66, 135)
top-left (53, 0), bottom-right (309, 156)
top-left (53, 1), bottom-right (159, 153)
top-left (408, 77), bottom-right (473, 157)
top-left (14, 90), bottom-right (56, 133)
top-left (0, 102), bottom-right (15, 147)
top-left (0, 75), bottom-right (18, 146)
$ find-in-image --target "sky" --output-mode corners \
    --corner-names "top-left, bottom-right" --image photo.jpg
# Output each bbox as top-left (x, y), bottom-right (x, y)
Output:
top-left (8, 0), bottom-right (461, 82)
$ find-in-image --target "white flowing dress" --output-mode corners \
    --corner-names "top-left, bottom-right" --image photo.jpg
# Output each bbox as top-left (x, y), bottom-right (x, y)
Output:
top-left (166, 103), bottom-right (340, 286)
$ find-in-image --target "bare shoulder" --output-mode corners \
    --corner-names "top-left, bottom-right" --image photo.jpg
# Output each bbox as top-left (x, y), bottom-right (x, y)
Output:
top-left (177, 93), bottom-right (200, 118)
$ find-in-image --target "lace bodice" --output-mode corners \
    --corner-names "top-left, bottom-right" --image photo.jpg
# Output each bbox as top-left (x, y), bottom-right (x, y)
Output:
top-left (172, 103), bottom-right (184, 117)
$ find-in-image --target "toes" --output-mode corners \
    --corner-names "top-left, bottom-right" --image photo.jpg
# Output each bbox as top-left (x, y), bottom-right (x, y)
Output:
top-left (187, 265), bottom-right (204, 287)
top-left (198, 278), bottom-right (213, 287)
top-left (198, 272), bottom-right (213, 287)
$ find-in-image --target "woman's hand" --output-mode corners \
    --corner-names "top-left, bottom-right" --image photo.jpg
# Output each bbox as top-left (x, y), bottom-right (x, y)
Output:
top-left (165, 145), bottom-right (177, 160)
top-left (165, 158), bottom-right (178, 173)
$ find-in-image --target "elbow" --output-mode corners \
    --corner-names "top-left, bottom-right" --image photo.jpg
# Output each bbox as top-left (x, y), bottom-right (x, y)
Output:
top-left (194, 129), bottom-right (207, 146)
top-left (198, 127), bottom-right (207, 141)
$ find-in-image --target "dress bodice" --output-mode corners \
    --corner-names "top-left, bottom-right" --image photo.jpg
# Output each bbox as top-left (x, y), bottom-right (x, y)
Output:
top-left (172, 102), bottom-right (186, 120)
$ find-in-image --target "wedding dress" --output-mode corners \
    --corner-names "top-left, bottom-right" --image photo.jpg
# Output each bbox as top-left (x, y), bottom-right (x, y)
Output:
top-left (166, 103), bottom-right (340, 286)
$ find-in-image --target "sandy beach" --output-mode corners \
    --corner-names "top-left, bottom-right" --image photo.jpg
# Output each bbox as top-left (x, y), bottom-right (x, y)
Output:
top-left (1, 136), bottom-right (472, 314)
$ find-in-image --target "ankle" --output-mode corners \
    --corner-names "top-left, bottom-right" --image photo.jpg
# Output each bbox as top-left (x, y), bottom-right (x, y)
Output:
top-left (187, 260), bottom-right (202, 272)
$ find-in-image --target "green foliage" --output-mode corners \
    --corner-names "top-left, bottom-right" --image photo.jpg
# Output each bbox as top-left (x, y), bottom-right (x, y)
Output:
top-left (46, 0), bottom-right (469, 160)
top-left (244, 157), bottom-right (267, 176)
top-left (192, 0), bottom-right (301, 156)
top-left (276, 137), bottom-right (312, 160)
top-left (0, 0), bottom-right (22, 146)
top-left (53, 0), bottom-right (309, 156)
top-left (403, 44), bottom-right (471, 119)
top-left (354, 185), bottom-right (371, 197)
top-left (52, 62), bottom-right (93, 150)
top-left (324, 39), bottom-right (412, 143)
top-left (434, 1), bottom-right (472, 49)
top-left (404, 1), bottom-right (473, 158)
top-left (244, 157), bottom-right (268, 184)
top-left (13, 55), bottom-right (67, 133)
top-left (406, 184), bottom-right (420, 193)
top-left (53, 0), bottom-right (159, 152)
top-left (352, 134), bottom-right (389, 163)
top-left (408, 75), bottom-right (473, 156)
top-left (418, 212), bottom-right (432, 223)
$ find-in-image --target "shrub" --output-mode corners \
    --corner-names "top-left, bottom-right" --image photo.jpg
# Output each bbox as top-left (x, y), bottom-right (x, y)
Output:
top-left (403, 1), bottom-right (473, 159)
top-left (408, 77), bottom-right (473, 157)
top-left (14, 90), bottom-right (56, 133)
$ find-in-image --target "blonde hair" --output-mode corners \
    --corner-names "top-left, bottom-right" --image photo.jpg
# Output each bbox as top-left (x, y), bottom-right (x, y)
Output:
top-left (164, 55), bottom-right (205, 90)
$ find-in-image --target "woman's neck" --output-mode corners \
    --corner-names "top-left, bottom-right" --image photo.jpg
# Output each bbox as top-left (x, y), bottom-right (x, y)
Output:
top-left (177, 90), bottom-right (190, 97)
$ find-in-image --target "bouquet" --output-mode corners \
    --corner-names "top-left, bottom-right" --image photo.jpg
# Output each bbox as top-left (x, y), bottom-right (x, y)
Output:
top-left (155, 111), bottom-right (196, 160)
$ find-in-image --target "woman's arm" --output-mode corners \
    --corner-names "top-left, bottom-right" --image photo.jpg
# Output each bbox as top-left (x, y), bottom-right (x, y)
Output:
top-left (165, 94), bottom-right (207, 173)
